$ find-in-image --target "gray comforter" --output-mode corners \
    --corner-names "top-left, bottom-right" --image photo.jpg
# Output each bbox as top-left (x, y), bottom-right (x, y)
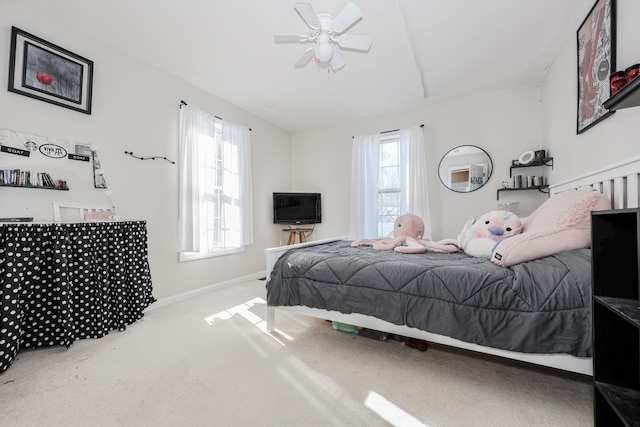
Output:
top-left (266, 240), bottom-right (592, 357)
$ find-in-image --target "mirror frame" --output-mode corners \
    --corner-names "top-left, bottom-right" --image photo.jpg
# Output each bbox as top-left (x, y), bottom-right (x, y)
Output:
top-left (438, 145), bottom-right (493, 193)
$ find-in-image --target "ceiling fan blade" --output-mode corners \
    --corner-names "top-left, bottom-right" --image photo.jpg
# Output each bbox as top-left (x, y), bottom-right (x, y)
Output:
top-left (329, 47), bottom-right (345, 72)
top-left (274, 34), bottom-right (309, 43)
top-left (337, 34), bottom-right (372, 51)
top-left (294, 3), bottom-right (321, 30)
top-left (331, 2), bottom-right (362, 33)
top-left (294, 47), bottom-right (315, 67)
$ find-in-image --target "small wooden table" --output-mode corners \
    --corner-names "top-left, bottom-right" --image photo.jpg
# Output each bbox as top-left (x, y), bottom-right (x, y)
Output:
top-left (284, 228), bottom-right (312, 245)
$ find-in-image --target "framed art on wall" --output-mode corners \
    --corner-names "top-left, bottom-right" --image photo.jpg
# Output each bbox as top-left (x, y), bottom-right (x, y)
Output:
top-left (7, 26), bottom-right (93, 115)
top-left (576, 0), bottom-right (616, 134)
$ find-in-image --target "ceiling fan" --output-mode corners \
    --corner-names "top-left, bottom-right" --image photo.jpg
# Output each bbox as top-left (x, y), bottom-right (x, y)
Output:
top-left (274, 2), bottom-right (373, 72)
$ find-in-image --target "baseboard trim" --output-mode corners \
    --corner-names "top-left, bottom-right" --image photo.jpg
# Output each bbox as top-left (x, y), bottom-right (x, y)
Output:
top-left (145, 270), bottom-right (267, 312)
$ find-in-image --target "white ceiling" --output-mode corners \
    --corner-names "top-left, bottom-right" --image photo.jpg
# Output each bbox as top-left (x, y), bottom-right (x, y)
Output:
top-left (22, 0), bottom-right (595, 133)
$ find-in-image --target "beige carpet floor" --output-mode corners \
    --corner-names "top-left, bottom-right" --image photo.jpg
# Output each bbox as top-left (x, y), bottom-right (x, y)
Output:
top-left (0, 279), bottom-right (592, 427)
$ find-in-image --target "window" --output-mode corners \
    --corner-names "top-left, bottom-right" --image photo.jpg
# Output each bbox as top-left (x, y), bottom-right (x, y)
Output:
top-left (177, 104), bottom-right (253, 261)
top-left (350, 126), bottom-right (431, 240)
top-left (377, 136), bottom-right (401, 236)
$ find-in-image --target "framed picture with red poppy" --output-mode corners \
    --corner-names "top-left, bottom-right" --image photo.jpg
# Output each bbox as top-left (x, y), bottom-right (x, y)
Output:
top-left (8, 27), bottom-right (93, 114)
top-left (576, 0), bottom-right (616, 134)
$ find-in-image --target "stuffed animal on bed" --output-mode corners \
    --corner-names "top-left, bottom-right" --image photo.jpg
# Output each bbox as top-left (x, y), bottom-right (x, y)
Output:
top-left (458, 210), bottom-right (523, 258)
top-left (351, 213), bottom-right (458, 253)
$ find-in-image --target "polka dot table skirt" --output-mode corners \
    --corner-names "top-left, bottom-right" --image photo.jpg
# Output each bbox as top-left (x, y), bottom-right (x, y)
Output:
top-left (0, 220), bottom-right (155, 373)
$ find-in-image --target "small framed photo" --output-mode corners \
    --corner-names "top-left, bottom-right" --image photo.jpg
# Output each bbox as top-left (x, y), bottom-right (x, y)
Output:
top-left (8, 26), bottom-right (93, 114)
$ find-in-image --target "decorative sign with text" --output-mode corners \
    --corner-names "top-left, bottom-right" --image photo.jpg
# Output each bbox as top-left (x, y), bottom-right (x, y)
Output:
top-left (39, 144), bottom-right (67, 159)
top-left (68, 153), bottom-right (91, 162)
top-left (1, 145), bottom-right (30, 157)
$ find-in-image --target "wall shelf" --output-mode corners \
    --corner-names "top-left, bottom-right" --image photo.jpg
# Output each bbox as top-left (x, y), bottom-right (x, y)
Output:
top-left (0, 183), bottom-right (68, 191)
top-left (509, 157), bottom-right (553, 177)
top-left (603, 75), bottom-right (640, 111)
top-left (498, 156), bottom-right (553, 199)
top-left (496, 185), bottom-right (549, 200)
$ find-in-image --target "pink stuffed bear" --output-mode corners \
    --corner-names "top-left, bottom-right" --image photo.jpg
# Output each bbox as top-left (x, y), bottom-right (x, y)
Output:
top-left (458, 210), bottom-right (523, 258)
top-left (351, 213), bottom-right (458, 253)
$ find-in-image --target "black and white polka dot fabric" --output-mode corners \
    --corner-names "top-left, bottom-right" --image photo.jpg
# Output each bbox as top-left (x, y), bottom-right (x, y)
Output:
top-left (0, 221), bottom-right (155, 373)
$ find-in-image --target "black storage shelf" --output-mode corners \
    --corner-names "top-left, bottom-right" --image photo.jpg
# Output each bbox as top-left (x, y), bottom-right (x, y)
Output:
top-left (0, 183), bottom-right (68, 191)
top-left (509, 157), bottom-right (553, 177)
top-left (595, 382), bottom-right (640, 426)
top-left (591, 208), bottom-right (640, 426)
top-left (496, 185), bottom-right (549, 200)
top-left (603, 75), bottom-right (640, 111)
top-left (594, 296), bottom-right (640, 326)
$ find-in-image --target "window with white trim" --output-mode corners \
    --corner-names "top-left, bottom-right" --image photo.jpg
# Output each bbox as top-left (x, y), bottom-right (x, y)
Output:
top-left (178, 104), bottom-right (253, 261)
top-left (377, 135), bottom-right (401, 237)
top-left (350, 125), bottom-right (431, 241)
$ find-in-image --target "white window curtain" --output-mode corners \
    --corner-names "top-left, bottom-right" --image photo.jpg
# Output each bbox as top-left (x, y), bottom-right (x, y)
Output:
top-left (177, 104), bottom-right (253, 253)
top-left (400, 126), bottom-right (432, 239)
top-left (349, 132), bottom-right (381, 239)
top-left (222, 120), bottom-right (254, 246)
top-left (349, 125), bottom-right (432, 239)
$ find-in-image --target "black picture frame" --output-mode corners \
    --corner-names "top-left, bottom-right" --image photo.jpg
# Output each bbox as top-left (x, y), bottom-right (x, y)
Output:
top-left (7, 26), bottom-right (93, 114)
top-left (576, 0), bottom-right (616, 134)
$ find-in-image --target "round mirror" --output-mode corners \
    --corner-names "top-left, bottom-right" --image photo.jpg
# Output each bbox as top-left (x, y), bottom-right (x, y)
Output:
top-left (438, 145), bottom-right (493, 193)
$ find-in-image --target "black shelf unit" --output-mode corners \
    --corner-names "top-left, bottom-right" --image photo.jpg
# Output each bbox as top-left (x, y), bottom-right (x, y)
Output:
top-left (496, 185), bottom-right (549, 200)
top-left (591, 208), bottom-right (640, 426)
top-left (603, 75), bottom-right (640, 111)
top-left (509, 157), bottom-right (554, 177)
top-left (0, 183), bottom-right (68, 191)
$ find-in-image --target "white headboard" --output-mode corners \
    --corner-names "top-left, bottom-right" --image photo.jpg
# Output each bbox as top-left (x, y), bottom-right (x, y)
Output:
top-left (549, 156), bottom-right (640, 210)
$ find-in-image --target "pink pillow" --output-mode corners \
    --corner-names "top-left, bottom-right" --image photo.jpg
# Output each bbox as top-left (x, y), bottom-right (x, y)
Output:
top-left (491, 187), bottom-right (610, 266)
top-left (84, 210), bottom-right (113, 221)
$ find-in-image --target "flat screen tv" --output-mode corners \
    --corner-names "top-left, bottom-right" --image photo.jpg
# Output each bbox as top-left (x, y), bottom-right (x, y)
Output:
top-left (273, 192), bottom-right (321, 225)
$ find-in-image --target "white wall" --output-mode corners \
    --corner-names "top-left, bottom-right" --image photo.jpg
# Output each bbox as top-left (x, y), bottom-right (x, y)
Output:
top-left (292, 0), bottom-right (640, 242)
top-left (292, 87), bottom-right (547, 241)
top-left (542, 0), bottom-right (640, 184)
top-left (0, 0), bottom-right (292, 299)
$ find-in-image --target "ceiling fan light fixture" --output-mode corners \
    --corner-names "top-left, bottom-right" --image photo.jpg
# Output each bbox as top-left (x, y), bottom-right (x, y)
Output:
top-left (275, 2), bottom-right (372, 72)
top-left (316, 34), bottom-right (333, 63)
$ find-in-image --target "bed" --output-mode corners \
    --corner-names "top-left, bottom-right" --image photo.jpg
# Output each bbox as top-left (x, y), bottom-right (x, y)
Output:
top-left (265, 157), bottom-right (640, 376)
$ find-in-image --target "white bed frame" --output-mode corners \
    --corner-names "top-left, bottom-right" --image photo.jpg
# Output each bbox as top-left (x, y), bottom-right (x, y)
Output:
top-left (265, 156), bottom-right (640, 376)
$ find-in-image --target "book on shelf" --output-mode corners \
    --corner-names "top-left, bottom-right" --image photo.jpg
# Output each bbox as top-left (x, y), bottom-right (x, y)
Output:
top-left (1, 169), bottom-right (62, 188)
top-left (42, 172), bottom-right (55, 187)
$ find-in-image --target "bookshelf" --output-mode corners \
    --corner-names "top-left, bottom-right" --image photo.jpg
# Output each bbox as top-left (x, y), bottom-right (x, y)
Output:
top-left (591, 208), bottom-right (640, 426)
top-left (0, 169), bottom-right (68, 190)
top-left (0, 183), bottom-right (68, 191)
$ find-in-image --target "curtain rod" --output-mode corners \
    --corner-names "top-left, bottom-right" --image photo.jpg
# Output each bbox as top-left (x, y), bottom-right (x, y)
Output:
top-left (180, 100), bottom-right (251, 131)
top-left (352, 124), bottom-right (424, 138)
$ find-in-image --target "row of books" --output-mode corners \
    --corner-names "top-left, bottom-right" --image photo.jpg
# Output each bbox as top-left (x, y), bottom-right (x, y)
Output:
top-left (0, 169), bottom-right (60, 188)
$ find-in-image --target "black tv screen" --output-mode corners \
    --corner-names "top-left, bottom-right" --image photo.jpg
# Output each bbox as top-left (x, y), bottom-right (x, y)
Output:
top-left (273, 192), bottom-right (321, 225)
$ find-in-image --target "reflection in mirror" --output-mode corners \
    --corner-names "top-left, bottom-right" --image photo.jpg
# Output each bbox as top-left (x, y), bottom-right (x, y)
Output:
top-left (438, 145), bottom-right (493, 193)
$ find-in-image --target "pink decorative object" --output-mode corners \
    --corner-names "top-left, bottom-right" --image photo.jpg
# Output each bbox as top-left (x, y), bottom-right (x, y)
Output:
top-left (491, 187), bottom-right (611, 267)
top-left (84, 210), bottom-right (113, 221)
top-left (625, 64), bottom-right (640, 82)
top-left (351, 213), bottom-right (458, 253)
top-left (610, 71), bottom-right (627, 95)
top-left (36, 71), bottom-right (52, 86)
